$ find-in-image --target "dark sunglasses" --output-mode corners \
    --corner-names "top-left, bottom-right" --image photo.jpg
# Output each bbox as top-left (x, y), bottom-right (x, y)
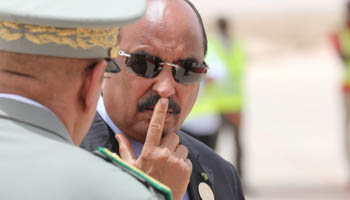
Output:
top-left (119, 50), bottom-right (208, 84)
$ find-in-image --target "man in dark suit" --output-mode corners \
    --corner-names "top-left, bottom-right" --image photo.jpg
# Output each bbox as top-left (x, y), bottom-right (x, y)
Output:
top-left (81, 0), bottom-right (245, 199)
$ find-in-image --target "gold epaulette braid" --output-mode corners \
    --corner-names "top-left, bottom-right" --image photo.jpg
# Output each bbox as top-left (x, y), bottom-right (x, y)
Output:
top-left (0, 21), bottom-right (119, 57)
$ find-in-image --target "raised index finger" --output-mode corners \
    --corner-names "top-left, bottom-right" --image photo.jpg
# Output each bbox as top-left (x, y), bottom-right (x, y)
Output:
top-left (144, 98), bottom-right (168, 148)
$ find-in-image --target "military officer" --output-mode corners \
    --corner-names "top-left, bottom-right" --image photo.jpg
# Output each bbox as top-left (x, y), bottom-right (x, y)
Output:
top-left (0, 0), bottom-right (171, 199)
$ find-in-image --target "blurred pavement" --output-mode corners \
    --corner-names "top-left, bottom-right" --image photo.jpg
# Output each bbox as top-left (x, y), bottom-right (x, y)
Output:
top-left (189, 1), bottom-right (350, 199)
top-left (216, 42), bottom-right (350, 200)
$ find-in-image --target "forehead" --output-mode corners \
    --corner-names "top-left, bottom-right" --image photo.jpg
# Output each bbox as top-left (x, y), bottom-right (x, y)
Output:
top-left (119, 0), bottom-right (204, 62)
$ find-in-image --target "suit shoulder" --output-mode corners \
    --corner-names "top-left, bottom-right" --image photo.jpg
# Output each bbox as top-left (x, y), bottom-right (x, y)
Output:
top-left (178, 130), bottom-right (245, 199)
top-left (178, 130), bottom-right (232, 167)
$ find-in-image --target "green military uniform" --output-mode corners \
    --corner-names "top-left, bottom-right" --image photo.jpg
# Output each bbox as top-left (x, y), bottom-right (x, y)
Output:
top-left (0, 97), bottom-right (168, 199)
top-left (0, 0), bottom-right (171, 199)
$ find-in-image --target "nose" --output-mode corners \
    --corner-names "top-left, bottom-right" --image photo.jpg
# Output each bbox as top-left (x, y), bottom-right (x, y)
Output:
top-left (152, 65), bottom-right (176, 98)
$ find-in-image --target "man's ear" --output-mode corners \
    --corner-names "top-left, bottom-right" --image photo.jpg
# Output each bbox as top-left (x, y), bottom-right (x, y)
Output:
top-left (81, 59), bottom-right (107, 112)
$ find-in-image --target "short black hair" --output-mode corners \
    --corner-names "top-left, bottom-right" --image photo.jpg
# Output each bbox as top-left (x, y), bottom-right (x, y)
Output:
top-left (118, 0), bottom-right (208, 56)
top-left (184, 0), bottom-right (208, 56)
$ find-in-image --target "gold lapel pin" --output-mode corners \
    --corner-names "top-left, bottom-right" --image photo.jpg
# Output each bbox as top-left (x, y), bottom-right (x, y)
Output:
top-left (198, 182), bottom-right (214, 200)
top-left (201, 172), bottom-right (209, 181)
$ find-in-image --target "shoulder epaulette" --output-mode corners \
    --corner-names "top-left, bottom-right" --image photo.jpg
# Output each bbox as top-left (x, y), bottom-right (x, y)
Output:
top-left (94, 147), bottom-right (172, 200)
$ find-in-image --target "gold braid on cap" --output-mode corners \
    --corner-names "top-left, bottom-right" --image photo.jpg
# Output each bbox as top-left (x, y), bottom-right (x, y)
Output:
top-left (0, 21), bottom-right (119, 57)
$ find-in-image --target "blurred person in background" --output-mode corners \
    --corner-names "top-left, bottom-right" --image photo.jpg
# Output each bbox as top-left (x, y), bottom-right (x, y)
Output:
top-left (331, 0), bottom-right (350, 185)
top-left (181, 53), bottom-right (225, 150)
top-left (183, 17), bottom-right (246, 179)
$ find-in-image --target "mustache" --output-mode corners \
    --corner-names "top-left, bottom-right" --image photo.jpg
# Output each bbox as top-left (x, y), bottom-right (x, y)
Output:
top-left (137, 95), bottom-right (181, 115)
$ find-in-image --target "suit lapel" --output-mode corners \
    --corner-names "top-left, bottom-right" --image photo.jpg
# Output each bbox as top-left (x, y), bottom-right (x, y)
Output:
top-left (187, 151), bottom-right (204, 200)
top-left (179, 132), bottom-right (214, 200)
top-left (107, 124), bottom-right (119, 153)
top-left (81, 113), bottom-right (119, 153)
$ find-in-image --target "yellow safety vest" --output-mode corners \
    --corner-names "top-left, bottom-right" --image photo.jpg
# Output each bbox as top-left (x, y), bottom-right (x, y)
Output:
top-left (209, 36), bottom-right (246, 113)
top-left (187, 36), bottom-right (246, 119)
top-left (339, 29), bottom-right (350, 84)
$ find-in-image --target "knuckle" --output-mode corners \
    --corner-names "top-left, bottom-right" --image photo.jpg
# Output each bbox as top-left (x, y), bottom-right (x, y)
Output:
top-left (185, 159), bottom-right (192, 171)
top-left (140, 150), bottom-right (153, 160)
top-left (149, 122), bottom-right (162, 132)
top-left (167, 155), bottom-right (179, 165)
top-left (173, 134), bottom-right (180, 144)
top-left (173, 157), bottom-right (181, 165)
top-left (156, 108), bottom-right (167, 116)
top-left (119, 144), bottom-right (126, 151)
top-left (139, 156), bottom-right (152, 167)
top-left (176, 159), bottom-right (190, 173)
top-left (160, 148), bottom-right (172, 159)
top-left (177, 144), bottom-right (187, 151)
top-left (184, 164), bottom-right (192, 173)
top-left (176, 145), bottom-right (188, 157)
top-left (164, 148), bottom-right (172, 156)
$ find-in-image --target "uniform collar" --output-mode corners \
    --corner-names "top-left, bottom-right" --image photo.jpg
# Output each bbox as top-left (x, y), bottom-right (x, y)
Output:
top-left (0, 95), bottom-right (72, 143)
top-left (0, 93), bottom-right (47, 109)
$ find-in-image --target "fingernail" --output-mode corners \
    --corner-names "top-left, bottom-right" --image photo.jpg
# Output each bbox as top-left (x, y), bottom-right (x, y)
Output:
top-left (159, 98), bottom-right (168, 105)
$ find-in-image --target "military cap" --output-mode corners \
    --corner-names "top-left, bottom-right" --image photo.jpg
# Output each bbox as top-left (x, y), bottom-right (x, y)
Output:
top-left (0, 0), bottom-right (146, 58)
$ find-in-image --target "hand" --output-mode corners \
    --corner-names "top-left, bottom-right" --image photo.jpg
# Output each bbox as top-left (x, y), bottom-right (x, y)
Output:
top-left (115, 98), bottom-right (192, 200)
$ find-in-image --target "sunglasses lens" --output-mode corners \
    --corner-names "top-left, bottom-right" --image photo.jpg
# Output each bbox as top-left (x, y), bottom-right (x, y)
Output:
top-left (120, 50), bottom-right (208, 84)
top-left (173, 63), bottom-right (207, 84)
top-left (125, 54), bottom-right (160, 78)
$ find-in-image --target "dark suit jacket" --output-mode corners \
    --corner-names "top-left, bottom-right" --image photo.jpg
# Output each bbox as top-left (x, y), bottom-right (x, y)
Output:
top-left (81, 113), bottom-right (245, 200)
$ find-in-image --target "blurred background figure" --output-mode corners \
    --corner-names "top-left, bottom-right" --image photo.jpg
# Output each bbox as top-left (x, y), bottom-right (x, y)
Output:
top-left (182, 17), bottom-right (246, 178)
top-left (212, 17), bottom-right (246, 178)
top-left (331, 0), bottom-right (350, 185)
top-left (181, 59), bottom-right (223, 150)
top-left (189, 0), bottom-right (350, 199)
